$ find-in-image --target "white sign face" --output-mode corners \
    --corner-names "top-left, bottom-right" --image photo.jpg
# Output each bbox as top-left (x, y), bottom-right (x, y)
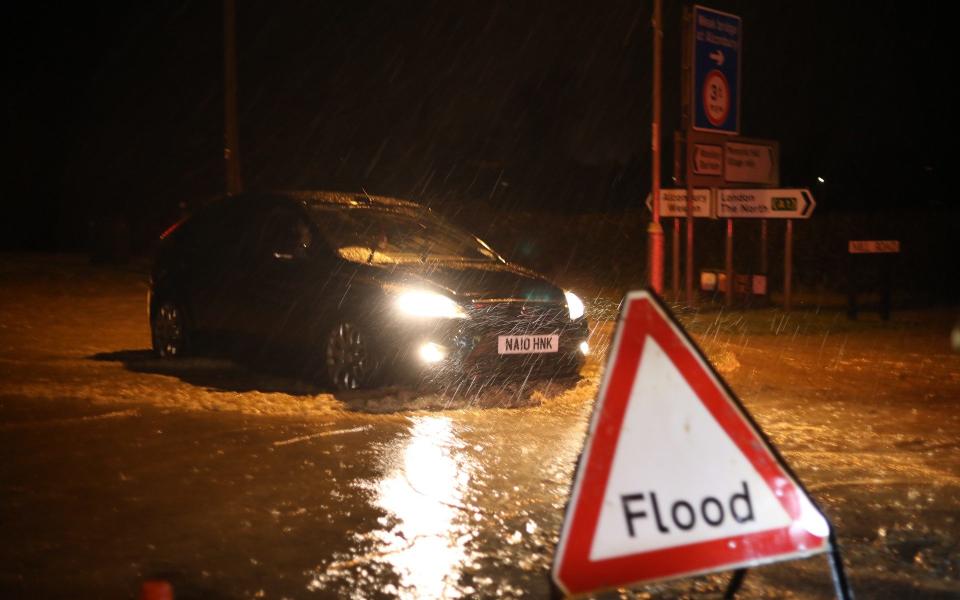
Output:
top-left (589, 336), bottom-right (793, 561)
top-left (724, 142), bottom-right (777, 185)
top-left (693, 144), bottom-right (723, 176)
top-left (717, 189), bottom-right (815, 219)
top-left (647, 189), bottom-right (713, 218)
top-left (552, 291), bottom-right (831, 596)
top-left (848, 240), bottom-right (900, 254)
top-left (684, 133), bottom-right (779, 188)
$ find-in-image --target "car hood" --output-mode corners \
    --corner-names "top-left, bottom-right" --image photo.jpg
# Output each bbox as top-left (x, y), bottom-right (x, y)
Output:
top-left (369, 260), bottom-right (565, 303)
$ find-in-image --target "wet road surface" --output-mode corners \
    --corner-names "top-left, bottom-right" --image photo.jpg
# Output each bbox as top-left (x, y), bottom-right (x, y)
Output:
top-left (1, 255), bottom-right (959, 598)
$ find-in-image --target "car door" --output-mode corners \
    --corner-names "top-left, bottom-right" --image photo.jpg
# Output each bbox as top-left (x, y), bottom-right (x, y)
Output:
top-left (238, 205), bottom-right (329, 354)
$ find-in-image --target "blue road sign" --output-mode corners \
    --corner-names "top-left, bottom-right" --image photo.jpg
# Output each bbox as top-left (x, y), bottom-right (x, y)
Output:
top-left (693, 5), bottom-right (741, 135)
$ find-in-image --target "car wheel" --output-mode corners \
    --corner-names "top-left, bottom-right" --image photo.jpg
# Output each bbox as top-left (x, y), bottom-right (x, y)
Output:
top-left (324, 321), bottom-right (379, 391)
top-left (152, 299), bottom-right (189, 358)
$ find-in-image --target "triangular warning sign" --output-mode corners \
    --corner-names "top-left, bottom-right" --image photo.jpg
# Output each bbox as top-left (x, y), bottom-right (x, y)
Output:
top-left (553, 290), bottom-right (831, 596)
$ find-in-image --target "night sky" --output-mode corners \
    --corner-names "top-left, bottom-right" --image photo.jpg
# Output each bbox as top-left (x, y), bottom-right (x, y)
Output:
top-left (4, 1), bottom-right (951, 251)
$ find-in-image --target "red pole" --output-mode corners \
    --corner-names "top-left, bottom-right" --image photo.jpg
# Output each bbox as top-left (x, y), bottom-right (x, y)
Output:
top-left (725, 218), bottom-right (734, 306)
top-left (760, 219), bottom-right (768, 275)
top-left (672, 218), bottom-right (681, 299)
top-left (680, 8), bottom-right (696, 306)
top-left (647, 0), bottom-right (664, 293)
top-left (784, 219), bottom-right (793, 311)
top-left (685, 184), bottom-right (695, 305)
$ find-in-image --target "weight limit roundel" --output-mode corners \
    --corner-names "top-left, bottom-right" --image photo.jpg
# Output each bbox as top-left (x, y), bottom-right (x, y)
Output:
top-left (702, 70), bottom-right (730, 127)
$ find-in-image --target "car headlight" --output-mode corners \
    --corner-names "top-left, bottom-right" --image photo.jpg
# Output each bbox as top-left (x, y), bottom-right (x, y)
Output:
top-left (395, 289), bottom-right (467, 319)
top-left (564, 290), bottom-right (585, 320)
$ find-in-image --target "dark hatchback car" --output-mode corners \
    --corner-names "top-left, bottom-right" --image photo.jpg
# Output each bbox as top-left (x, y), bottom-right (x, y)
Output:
top-left (149, 191), bottom-right (590, 390)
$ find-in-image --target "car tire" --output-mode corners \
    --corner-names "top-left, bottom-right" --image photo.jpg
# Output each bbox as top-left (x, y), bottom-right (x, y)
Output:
top-left (151, 298), bottom-right (191, 358)
top-left (324, 320), bottom-right (381, 391)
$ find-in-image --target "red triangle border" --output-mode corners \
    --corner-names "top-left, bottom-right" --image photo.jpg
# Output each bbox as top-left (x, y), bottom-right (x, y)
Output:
top-left (553, 291), bottom-right (830, 596)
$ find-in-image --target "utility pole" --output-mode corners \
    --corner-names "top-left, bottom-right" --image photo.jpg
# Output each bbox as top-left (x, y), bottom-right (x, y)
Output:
top-left (681, 6), bottom-right (696, 306)
top-left (647, 0), bottom-right (664, 293)
top-left (224, 0), bottom-right (243, 195)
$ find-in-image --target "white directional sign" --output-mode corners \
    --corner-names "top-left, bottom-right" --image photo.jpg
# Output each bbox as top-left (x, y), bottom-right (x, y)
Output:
top-left (725, 141), bottom-right (777, 185)
top-left (553, 291), bottom-right (831, 596)
top-left (693, 144), bottom-right (723, 176)
top-left (684, 132), bottom-right (780, 188)
top-left (646, 189), bottom-right (713, 218)
top-left (717, 189), bottom-right (815, 219)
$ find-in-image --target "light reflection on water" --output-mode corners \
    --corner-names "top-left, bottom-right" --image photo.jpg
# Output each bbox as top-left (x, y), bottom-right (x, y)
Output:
top-left (372, 415), bottom-right (478, 598)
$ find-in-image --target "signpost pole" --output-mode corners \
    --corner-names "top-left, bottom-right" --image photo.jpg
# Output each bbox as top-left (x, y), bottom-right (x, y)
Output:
top-left (760, 219), bottom-right (769, 305)
top-left (672, 131), bottom-right (683, 302)
top-left (647, 0), bottom-right (664, 293)
top-left (725, 218), bottom-right (734, 306)
top-left (760, 219), bottom-right (768, 275)
top-left (686, 184), bottom-right (696, 305)
top-left (784, 219), bottom-right (793, 311)
top-left (681, 7), bottom-right (696, 307)
top-left (672, 218), bottom-right (681, 300)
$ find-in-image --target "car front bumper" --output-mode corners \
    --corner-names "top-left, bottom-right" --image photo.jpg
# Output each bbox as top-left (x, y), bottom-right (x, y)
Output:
top-left (376, 312), bottom-right (590, 383)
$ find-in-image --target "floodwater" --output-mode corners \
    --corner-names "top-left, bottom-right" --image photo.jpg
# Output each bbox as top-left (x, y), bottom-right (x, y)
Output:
top-left (1, 255), bottom-right (958, 598)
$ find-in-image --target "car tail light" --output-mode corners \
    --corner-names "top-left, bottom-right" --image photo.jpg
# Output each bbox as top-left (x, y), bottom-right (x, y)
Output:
top-left (159, 218), bottom-right (187, 240)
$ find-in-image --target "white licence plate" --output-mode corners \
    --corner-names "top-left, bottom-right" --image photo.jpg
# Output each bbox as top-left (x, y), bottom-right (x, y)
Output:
top-left (497, 334), bottom-right (559, 355)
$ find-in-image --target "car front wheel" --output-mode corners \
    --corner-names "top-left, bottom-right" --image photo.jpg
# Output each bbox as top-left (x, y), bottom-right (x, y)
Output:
top-left (324, 321), bottom-right (379, 391)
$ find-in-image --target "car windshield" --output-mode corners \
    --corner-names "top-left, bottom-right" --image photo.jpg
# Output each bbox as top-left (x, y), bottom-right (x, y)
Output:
top-left (310, 205), bottom-right (500, 265)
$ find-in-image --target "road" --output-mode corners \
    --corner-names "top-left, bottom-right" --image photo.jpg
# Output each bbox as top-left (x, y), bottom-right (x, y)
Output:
top-left (1, 255), bottom-right (958, 599)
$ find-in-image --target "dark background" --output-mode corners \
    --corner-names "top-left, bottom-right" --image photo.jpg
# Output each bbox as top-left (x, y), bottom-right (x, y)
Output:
top-left (3, 1), bottom-right (954, 298)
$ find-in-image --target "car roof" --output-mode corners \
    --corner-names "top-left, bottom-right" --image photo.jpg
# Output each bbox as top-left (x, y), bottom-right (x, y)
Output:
top-left (260, 190), bottom-right (424, 211)
top-left (162, 191), bottom-right (429, 245)
top-left (193, 191), bottom-right (425, 216)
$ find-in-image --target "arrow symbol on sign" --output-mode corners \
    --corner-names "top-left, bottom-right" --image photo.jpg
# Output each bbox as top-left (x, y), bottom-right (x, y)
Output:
top-left (709, 50), bottom-right (724, 66)
top-left (801, 190), bottom-right (814, 217)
